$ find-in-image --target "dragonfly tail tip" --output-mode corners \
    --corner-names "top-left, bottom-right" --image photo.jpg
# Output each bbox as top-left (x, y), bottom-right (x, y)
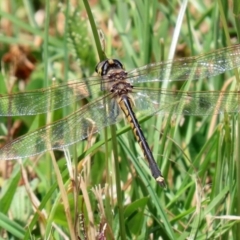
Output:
top-left (156, 176), bottom-right (166, 188)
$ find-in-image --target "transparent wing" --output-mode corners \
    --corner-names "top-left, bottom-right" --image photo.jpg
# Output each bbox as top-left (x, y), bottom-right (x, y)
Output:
top-left (0, 94), bottom-right (123, 160)
top-left (132, 88), bottom-right (239, 116)
top-left (1, 45), bottom-right (240, 117)
top-left (0, 77), bottom-right (104, 116)
top-left (1, 87), bottom-right (239, 160)
top-left (127, 45), bottom-right (240, 84)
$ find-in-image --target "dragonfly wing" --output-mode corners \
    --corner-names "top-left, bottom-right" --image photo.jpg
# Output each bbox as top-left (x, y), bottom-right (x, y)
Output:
top-left (127, 45), bottom-right (240, 84)
top-left (0, 76), bottom-right (103, 116)
top-left (0, 94), bottom-right (122, 160)
top-left (132, 88), bottom-right (239, 116)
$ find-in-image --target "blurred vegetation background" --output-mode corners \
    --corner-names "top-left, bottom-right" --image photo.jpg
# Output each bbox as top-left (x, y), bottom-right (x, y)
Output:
top-left (0, 0), bottom-right (240, 239)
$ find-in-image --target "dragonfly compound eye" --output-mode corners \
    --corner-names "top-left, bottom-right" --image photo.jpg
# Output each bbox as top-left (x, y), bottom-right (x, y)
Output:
top-left (96, 59), bottom-right (124, 76)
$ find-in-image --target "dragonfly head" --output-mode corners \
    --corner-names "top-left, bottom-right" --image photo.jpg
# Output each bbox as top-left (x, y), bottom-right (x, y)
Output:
top-left (95, 59), bottom-right (124, 76)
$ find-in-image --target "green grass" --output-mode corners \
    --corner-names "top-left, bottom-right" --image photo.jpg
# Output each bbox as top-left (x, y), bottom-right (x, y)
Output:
top-left (0, 0), bottom-right (240, 239)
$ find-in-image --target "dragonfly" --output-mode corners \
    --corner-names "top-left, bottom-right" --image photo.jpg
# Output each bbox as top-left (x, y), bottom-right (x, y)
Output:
top-left (1, 44), bottom-right (240, 187)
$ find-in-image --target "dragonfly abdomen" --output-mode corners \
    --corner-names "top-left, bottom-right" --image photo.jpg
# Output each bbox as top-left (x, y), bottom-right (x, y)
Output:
top-left (118, 95), bottom-right (166, 187)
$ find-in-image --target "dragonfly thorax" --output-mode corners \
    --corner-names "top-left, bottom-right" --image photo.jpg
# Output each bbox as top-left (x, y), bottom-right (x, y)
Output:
top-left (110, 81), bottom-right (133, 96)
top-left (97, 59), bottom-right (129, 92)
